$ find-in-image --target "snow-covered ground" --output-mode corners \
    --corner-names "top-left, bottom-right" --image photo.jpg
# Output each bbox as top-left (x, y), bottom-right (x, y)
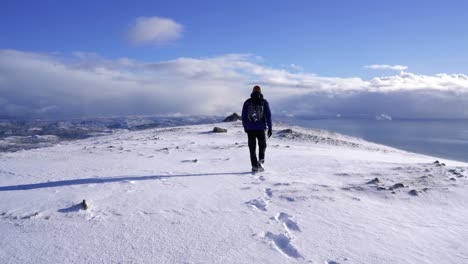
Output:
top-left (0, 121), bottom-right (467, 264)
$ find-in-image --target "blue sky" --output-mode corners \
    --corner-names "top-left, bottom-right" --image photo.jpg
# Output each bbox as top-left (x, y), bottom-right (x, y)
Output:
top-left (2, 0), bottom-right (468, 119)
top-left (3, 0), bottom-right (468, 77)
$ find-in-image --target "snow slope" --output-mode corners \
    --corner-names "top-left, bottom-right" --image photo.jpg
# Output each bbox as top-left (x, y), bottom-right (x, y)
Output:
top-left (0, 122), bottom-right (467, 264)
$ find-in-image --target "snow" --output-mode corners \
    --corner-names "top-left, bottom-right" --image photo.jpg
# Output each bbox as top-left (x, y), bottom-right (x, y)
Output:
top-left (376, 114), bottom-right (392, 121)
top-left (0, 121), bottom-right (467, 264)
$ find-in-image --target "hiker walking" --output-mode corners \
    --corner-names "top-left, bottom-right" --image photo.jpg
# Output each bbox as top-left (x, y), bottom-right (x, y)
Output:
top-left (242, 85), bottom-right (272, 172)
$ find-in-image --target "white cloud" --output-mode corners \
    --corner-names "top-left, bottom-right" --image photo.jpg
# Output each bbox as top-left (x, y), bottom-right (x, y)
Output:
top-left (364, 64), bottom-right (409, 71)
top-left (366, 71), bottom-right (468, 92)
top-left (128, 16), bottom-right (183, 45)
top-left (289, 64), bottom-right (303, 71)
top-left (1, 49), bottom-right (468, 119)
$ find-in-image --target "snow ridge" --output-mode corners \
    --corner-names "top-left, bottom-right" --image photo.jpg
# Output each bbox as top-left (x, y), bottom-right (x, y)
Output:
top-left (0, 121), bottom-right (467, 263)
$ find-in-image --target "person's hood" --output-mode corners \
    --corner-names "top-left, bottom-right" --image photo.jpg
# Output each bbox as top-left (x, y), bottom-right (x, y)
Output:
top-left (250, 91), bottom-right (264, 101)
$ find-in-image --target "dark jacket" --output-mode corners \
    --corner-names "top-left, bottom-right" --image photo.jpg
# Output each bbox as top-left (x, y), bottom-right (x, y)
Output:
top-left (242, 92), bottom-right (272, 131)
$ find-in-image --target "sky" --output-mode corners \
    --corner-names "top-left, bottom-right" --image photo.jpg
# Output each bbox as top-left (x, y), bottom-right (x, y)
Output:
top-left (1, 0), bottom-right (468, 119)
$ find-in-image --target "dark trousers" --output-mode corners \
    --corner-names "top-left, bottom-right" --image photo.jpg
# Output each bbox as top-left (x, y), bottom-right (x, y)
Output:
top-left (247, 130), bottom-right (267, 167)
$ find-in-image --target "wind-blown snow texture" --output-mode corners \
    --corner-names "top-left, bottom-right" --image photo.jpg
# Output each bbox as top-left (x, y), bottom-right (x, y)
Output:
top-left (0, 122), bottom-right (467, 263)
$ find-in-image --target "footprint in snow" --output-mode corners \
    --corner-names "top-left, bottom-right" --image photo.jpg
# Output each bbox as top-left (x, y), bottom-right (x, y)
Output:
top-left (250, 175), bottom-right (266, 185)
top-left (264, 188), bottom-right (273, 198)
top-left (273, 182), bottom-right (290, 186)
top-left (264, 232), bottom-right (302, 259)
top-left (279, 195), bottom-right (295, 202)
top-left (276, 212), bottom-right (300, 232)
top-left (245, 198), bottom-right (267, 211)
top-left (2, 212), bottom-right (47, 220)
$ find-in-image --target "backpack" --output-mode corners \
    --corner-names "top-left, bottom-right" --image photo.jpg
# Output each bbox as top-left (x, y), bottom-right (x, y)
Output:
top-left (247, 100), bottom-right (264, 123)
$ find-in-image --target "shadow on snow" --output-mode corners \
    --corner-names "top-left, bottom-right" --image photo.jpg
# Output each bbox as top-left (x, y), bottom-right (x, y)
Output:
top-left (0, 172), bottom-right (251, 191)
top-left (57, 203), bottom-right (83, 213)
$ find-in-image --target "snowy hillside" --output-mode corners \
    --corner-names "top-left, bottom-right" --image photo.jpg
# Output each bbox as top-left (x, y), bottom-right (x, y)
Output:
top-left (0, 122), bottom-right (467, 264)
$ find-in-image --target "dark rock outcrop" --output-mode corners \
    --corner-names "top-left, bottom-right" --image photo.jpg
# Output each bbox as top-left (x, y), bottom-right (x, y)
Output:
top-left (390, 183), bottom-right (405, 190)
top-left (367, 178), bottom-right (381, 184)
top-left (223, 113), bottom-right (240, 122)
top-left (213, 127), bottom-right (228, 133)
top-left (182, 159), bottom-right (198, 163)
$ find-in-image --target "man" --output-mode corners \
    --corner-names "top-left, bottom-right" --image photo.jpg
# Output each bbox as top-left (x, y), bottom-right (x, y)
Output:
top-left (242, 85), bottom-right (272, 172)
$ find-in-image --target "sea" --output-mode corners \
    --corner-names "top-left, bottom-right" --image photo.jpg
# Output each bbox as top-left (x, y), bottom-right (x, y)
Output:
top-left (287, 118), bottom-right (468, 163)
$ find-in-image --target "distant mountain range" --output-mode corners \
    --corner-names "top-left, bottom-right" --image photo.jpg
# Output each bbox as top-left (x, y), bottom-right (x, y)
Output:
top-left (0, 116), bottom-right (221, 152)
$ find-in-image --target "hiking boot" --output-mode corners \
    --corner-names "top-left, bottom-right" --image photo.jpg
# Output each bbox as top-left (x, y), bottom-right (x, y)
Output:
top-left (252, 166), bottom-right (259, 172)
top-left (259, 159), bottom-right (265, 164)
top-left (257, 162), bottom-right (264, 172)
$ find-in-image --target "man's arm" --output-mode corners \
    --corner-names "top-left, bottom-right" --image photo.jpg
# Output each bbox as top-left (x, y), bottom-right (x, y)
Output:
top-left (265, 100), bottom-right (272, 130)
top-left (241, 100), bottom-right (248, 128)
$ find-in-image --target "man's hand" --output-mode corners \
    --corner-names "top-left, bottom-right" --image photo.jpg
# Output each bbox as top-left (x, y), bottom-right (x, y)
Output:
top-left (267, 128), bottom-right (272, 138)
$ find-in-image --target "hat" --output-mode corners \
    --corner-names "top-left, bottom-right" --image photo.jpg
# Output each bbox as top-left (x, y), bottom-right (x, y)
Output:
top-left (252, 85), bottom-right (261, 93)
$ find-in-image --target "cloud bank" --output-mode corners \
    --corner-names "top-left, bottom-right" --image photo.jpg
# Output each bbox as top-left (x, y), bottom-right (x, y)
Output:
top-left (128, 16), bottom-right (183, 45)
top-left (1, 49), bottom-right (468, 120)
top-left (364, 64), bottom-right (409, 71)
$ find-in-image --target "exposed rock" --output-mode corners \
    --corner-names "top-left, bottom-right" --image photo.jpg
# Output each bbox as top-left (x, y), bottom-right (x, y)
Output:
top-left (390, 183), bottom-right (405, 190)
top-left (367, 178), bottom-right (381, 184)
top-left (276, 129), bottom-right (300, 140)
top-left (182, 159), bottom-right (198, 163)
top-left (448, 169), bottom-right (463, 177)
top-left (222, 113), bottom-right (240, 122)
top-left (213, 127), bottom-right (228, 133)
top-left (82, 199), bottom-right (89, 210)
top-left (279, 128), bottom-right (294, 134)
top-left (408, 190), bottom-right (419, 196)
